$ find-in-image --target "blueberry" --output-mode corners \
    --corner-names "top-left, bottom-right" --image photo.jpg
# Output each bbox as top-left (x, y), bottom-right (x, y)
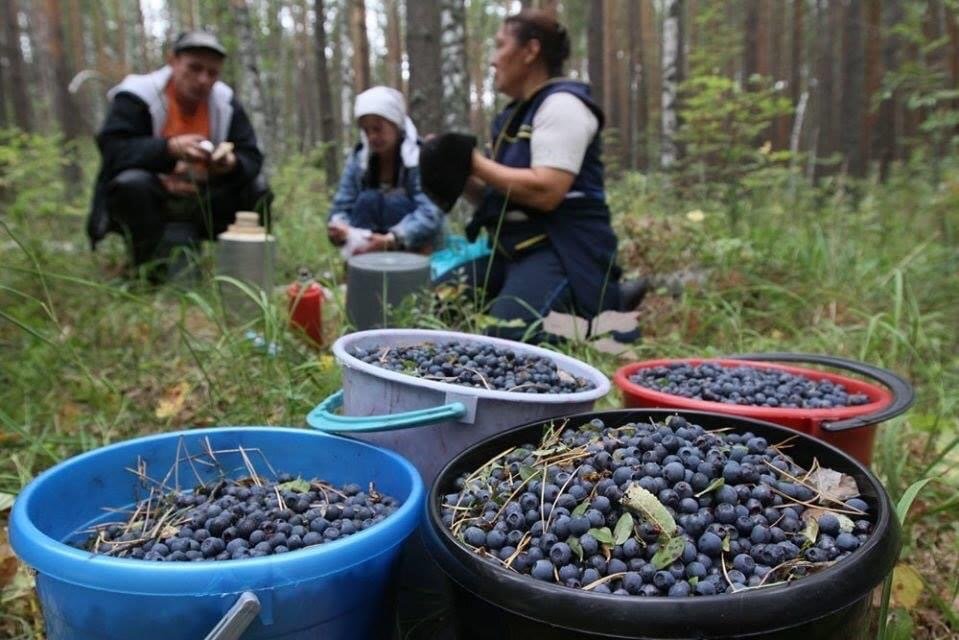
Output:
top-left (486, 529), bottom-right (507, 550)
top-left (668, 581), bottom-right (691, 597)
top-left (531, 559), bottom-right (555, 581)
top-left (653, 571), bottom-right (675, 590)
top-left (845, 498), bottom-right (869, 513)
top-left (464, 527), bottom-right (487, 547)
top-left (836, 532), bottom-right (860, 552)
top-left (698, 532), bottom-right (723, 557)
top-left (550, 542), bottom-right (572, 566)
top-left (663, 461), bottom-right (685, 484)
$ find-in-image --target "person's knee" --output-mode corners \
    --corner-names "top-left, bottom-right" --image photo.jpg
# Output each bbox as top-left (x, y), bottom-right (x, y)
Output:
top-left (108, 169), bottom-right (156, 197)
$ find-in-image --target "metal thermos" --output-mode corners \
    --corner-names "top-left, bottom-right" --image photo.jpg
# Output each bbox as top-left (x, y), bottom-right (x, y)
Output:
top-left (346, 252), bottom-right (431, 330)
top-left (215, 211), bottom-right (275, 321)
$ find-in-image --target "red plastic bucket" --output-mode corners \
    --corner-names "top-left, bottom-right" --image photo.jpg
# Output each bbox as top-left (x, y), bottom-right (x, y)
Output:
top-left (613, 353), bottom-right (914, 465)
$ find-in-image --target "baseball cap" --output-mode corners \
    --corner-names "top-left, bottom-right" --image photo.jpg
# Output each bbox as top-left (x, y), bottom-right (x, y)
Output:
top-left (172, 31), bottom-right (227, 57)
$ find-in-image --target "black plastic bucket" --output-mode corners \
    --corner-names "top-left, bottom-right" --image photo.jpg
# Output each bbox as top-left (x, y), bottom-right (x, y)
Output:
top-left (423, 410), bottom-right (901, 640)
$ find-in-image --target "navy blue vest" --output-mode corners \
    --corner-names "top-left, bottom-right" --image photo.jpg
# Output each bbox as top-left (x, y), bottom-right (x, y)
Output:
top-left (468, 80), bottom-right (621, 317)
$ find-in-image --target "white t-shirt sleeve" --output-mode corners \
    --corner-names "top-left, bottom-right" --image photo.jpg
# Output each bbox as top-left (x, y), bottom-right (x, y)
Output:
top-left (530, 92), bottom-right (600, 174)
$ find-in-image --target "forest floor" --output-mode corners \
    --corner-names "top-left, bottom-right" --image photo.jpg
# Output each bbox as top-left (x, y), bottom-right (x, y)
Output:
top-left (0, 137), bottom-right (957, 638)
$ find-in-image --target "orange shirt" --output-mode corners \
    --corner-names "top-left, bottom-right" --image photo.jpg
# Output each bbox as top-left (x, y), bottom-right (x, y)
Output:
top-left (161, 81), bottom-right (210, 140)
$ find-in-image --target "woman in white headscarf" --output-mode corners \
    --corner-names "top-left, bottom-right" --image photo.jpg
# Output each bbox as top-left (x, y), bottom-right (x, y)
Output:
top-left (327, 86), bottom-right (444, 256)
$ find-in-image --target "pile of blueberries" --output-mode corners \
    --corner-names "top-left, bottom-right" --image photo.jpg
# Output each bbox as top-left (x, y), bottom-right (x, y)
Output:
top-left (441, 416), bottom-right (872, 597)
top-left (629, 362), bottom-right (871, 409)
top-left (85, 474), bottom-right (400, 562)
top-left (350, 340), bottom-right (594, 394)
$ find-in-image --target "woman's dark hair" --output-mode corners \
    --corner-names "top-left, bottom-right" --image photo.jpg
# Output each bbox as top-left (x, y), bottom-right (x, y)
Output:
top-left (504, 9), bottom-right (570, 77)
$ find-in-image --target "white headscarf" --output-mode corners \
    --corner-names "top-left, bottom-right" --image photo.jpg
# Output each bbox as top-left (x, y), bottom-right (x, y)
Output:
top-left (354, 86), bottom-right (420, 169)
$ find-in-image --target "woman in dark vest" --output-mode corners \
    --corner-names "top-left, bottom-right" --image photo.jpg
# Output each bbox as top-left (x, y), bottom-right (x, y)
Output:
top-left (436, 9), bottom-right (622, 339)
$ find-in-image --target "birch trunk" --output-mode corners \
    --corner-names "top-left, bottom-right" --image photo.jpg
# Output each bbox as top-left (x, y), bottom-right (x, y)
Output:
top-left (441, 0), bottom-right (470, 131)
top-left (661, 0), bottom-right (682, 169)
top-left (313, 0), bottom-right (339, 185)
top-left (2, 0), bottom-right (32, 131)
top-left (230, 0), bottom-right (273, 163)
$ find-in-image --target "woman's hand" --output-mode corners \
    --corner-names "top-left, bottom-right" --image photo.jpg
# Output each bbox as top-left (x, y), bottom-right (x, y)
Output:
top-left (327, 222), bottom-right (349, 246)
top-left (354, 232), bottom-right (397, 254)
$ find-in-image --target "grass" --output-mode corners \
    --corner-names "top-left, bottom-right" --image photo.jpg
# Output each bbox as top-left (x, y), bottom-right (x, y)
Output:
top-left (1, 132), bottom-right (957, 638)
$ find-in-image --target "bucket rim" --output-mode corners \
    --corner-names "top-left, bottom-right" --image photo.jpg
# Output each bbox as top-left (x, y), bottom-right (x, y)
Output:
top-left (424, 408), bottom-right (901, 637)
top-left (613, 358), bottom-right (894, 422)
top-left (10, 426), bottom-right (425, 595)
top-left (332, 329), bottom-right (611, 403)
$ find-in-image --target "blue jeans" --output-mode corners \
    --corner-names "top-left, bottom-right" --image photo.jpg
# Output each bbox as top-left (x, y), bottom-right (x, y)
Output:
top-left (446, 243), bottom-right (573, 341)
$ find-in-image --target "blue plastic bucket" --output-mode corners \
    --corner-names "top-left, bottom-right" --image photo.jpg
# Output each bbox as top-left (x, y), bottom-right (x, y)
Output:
top-left (10, 426), bottom-right (424, 640)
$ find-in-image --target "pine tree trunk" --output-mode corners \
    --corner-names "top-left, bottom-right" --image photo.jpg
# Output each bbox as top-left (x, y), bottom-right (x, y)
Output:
top-left (634, 0), bottom-right (649, 171)
top-left (43, 0), bottom-right (81, 183)
top-left (744, 0), bottom-right (759, 81)
top-left (840, 0), bottom-right (864, 176)
top-left (385, 0), bottom-right (403, 91)
top-left (603, 0), bottom-right (621, 171)
top-left (230, 0), bottom-right (273, 163)
top-left (132, 0), bottom-right (149, 69)
top-left (0, 25), bottom-right (7, 129)
top-left (406, 0), bottom-right (443, 135)
top-left (772, 1), bottom-right (790, 148)
top-left (626, 0), bottom-right (639, 170)
top-left (814, 0), bottom-right (836, 179)
top-left (298, 0), bottom-right (319, 147)
top-left (112, 0), bottom-right (128, 75)
top-left (587, 0), bottom-right (604, 112)
top-left (791, 0), bottom-right (803, 118)
top-left (441, 0), bottom-right (470, 131)
top-left (862, 0), bottom-right (881, 170)
top-left (876, 0), bottom-right (901, 180)
top-left (2, 0), bottom-right (32, 131)
top-left (349, 0), bottom-right (371, 93)
top-left (313, 0), bottom-right (339, 185)
top-left (641, 0), bottom-right (659, 167)
top-left (661, 0), bottom-right (682, 169)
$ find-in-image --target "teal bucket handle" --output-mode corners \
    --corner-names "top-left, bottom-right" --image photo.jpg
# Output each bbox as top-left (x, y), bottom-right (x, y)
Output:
top-left (307, 389), bottom-right (468, 433)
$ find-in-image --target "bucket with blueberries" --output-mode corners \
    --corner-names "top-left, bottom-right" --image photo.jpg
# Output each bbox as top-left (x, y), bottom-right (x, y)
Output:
top-left (424, 409), bottom-right (901, 639)
top-left (307, 329), bottom-right (610, 486)
top-left (613, 353), bottom-right (914, 465)
top-left (9, 426), bottom-right (424, 640)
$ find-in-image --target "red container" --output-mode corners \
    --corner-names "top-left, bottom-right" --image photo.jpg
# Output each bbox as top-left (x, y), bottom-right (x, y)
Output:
top-left (287, 277), bottom-right (324, 346)
top-left (613, 353), bottom-right (913, 465)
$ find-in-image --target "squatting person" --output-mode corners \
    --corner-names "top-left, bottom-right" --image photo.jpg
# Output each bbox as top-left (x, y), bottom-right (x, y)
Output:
top-left (326, 86), bottom-right (444, 258)
top-left (87, 30), bottom-right (271, 280)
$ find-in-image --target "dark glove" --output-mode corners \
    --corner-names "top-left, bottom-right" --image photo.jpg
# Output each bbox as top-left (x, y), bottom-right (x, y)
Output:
top-left (419, 132), bottom-right (476, 212)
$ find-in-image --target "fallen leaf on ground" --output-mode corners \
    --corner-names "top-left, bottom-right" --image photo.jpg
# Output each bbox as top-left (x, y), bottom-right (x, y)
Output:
top-left (891, 563), bottom-right (924, 609)
top-left (155, 381), bottom-right (191, 420)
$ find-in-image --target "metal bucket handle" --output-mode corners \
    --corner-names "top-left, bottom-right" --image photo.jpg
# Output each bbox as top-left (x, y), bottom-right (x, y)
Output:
top-left (307, 389), bottom-right (469, 433)
top-left (730, 352), bottom-right (914, 432)
top-left (205, 591), bottom-right (260, 640)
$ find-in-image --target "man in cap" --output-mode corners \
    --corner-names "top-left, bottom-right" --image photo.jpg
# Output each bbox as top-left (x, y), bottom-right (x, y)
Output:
top-left (87, 30), bottom-right (271, 280)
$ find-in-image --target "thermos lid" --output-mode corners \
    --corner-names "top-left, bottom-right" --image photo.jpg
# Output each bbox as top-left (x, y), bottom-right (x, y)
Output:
top-left (218, 211), bottom-right (274, 242)
top-left (347, 251), bottom-right (430, 273)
